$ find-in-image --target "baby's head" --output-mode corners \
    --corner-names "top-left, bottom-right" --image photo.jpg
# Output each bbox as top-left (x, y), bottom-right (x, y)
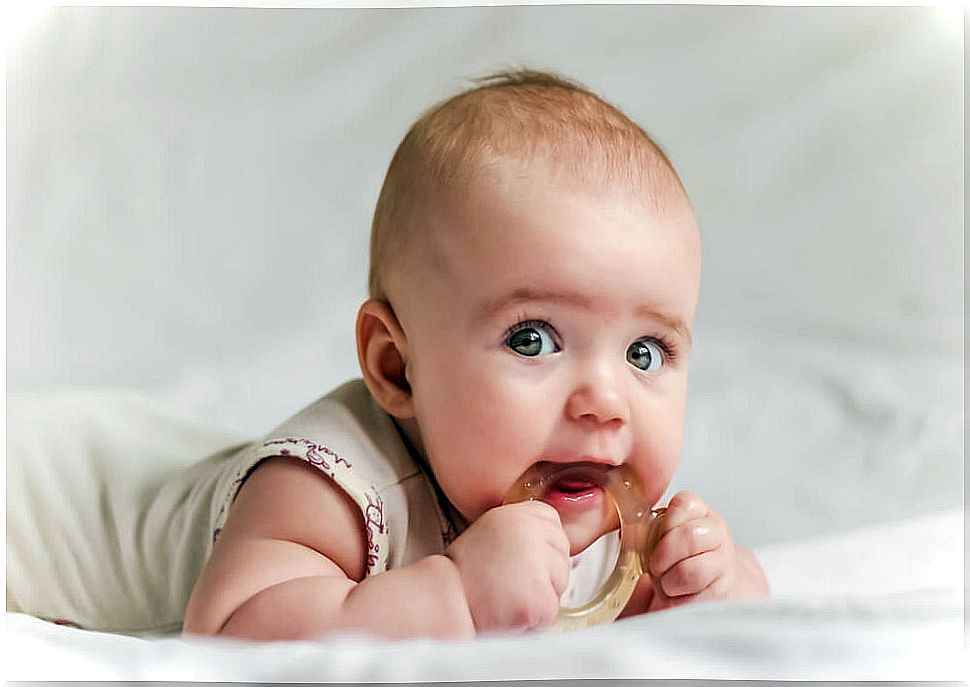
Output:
top-left (357, 69), bottom-right (701, 553)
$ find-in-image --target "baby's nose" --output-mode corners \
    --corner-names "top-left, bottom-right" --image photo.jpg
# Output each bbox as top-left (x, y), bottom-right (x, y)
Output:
top-left (564, 369), bottom-right (629, 427)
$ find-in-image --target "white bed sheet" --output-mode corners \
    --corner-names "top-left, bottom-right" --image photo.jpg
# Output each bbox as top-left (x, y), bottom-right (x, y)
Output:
top-left (6, 591), bottom-right (964, 681)
top-left (6, 511), bottom-right (964, 681)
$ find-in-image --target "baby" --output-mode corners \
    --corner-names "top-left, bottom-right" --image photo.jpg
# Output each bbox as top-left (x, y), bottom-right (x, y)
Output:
top-left (182, 69), bottom-right (769, 640)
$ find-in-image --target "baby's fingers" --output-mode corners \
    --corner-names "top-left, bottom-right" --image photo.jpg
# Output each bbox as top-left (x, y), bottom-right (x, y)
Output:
top-left (660, 491), bottom-right (711, 530)
top-left (510, 499), bottom-right (563, 525)
top-left (656, 549), bottom-right (726, 598)
top-left (544, 527), bottom-right (571, 561)
top-left (649, 514), bottom-right (723, 577)
top-left (546, 542), bottom-right (571, 598)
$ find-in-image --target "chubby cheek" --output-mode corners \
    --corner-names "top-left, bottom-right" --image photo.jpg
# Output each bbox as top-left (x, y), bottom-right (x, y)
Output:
top-left (635, 397), bottom-right (686, 508)
top-left (414, 361), bottom-right (546, 519)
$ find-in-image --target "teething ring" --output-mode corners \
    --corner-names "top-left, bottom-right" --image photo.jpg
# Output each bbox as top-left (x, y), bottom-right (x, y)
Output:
top-left (503, 462), bottom-right (666, 633)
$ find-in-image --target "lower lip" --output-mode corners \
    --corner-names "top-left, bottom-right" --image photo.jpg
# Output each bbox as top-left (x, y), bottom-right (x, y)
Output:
top-left (542, 484), bottom-right (605, 511)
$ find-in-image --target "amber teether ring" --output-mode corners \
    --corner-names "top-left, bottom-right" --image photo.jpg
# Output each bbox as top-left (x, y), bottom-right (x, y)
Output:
top-left (503, 462), bottom-right (666, 633)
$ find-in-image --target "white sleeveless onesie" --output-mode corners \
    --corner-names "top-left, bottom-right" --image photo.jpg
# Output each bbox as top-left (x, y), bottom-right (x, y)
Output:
top-left (7, 379), bottom-right (617, 634)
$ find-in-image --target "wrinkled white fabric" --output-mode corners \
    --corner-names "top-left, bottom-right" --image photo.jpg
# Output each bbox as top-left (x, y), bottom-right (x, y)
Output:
top-left (5, 584), bottom-right (963, 680)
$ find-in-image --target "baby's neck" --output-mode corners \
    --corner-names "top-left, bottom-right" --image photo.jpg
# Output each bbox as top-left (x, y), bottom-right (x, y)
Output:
top-left (391, 416), bottom-right (469, 538)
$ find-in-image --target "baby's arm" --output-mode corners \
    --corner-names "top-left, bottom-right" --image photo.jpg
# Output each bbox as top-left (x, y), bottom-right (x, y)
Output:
top-left (182, 457), bottom-right (475, 640)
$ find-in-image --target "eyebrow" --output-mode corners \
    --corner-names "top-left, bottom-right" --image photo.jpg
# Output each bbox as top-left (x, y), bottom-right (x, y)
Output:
top-left (476, 287), bottom-right (692, 345)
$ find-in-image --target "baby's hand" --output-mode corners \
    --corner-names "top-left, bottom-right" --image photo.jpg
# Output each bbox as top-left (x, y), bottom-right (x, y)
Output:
top-left (445, 501), bottom-right (570, 634)
top-left (645, 491), bottom-right (769, 611)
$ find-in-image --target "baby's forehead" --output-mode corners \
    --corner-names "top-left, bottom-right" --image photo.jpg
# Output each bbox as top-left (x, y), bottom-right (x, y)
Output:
top-left (417, 169), bottom-right (698, 278)
top-left (430, 156), bottom-right (694, 236)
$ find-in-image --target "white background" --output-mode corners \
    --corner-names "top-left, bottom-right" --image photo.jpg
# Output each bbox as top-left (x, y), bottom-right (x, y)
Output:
top-left (6, 5), bottom-right (964, 548)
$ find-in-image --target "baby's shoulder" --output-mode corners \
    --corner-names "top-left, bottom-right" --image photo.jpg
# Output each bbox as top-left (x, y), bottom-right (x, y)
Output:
top-left (213, 379), bottom-right (422, 575)
top-left (255, 378), bottom-right (421, 491)
top-left (228, 455), bottom-right (369, 581)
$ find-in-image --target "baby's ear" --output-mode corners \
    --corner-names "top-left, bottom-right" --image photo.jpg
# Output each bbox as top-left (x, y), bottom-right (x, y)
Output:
top-left (355, 299), bottom-right (415, 419)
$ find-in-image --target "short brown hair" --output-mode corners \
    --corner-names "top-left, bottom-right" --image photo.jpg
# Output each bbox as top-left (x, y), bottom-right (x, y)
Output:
top-left (368, 68), bottom-right (687, 301)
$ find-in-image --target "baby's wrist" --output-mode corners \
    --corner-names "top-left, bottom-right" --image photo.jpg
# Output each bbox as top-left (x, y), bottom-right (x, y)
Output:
top-left (421, 554), bottom-right (477, 638)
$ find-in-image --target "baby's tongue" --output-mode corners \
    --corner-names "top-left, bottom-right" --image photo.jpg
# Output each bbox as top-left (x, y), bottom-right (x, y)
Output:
top-left (549, 475), bottom-right (601, 495)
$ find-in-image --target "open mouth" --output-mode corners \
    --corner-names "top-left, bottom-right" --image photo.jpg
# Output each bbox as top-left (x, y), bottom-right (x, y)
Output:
top-left (504, 462), bottom-right (627, 550)
top-left (541, 469), bottom-right (608, 505)
top-left (548, 476), bottom-right (601, 500)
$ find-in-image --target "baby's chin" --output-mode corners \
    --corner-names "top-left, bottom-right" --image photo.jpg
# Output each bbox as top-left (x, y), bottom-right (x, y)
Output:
top-left (560, 505), bottom-right (621, 557)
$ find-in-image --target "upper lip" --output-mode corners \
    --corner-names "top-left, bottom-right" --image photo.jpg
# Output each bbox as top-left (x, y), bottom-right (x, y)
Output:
top-left (537, 456), bottom-right (622, 467)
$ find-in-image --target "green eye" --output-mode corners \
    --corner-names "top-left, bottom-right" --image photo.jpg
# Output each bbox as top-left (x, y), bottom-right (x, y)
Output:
top-left (507, 323), bottom-right (558, 357)
top-left (627, 340), bottom-right (663, 372)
